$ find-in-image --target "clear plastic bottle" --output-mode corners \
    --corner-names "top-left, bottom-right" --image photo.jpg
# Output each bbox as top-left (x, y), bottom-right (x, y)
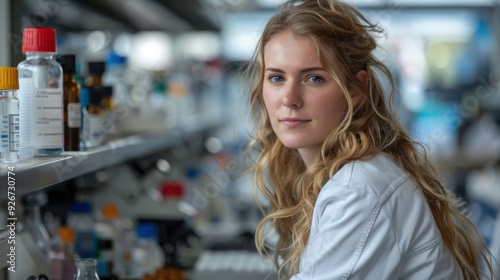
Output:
top-left (74, 258), bottom-right (100, 280)
top-left (0, 67), bottom-right (20, 163)
top-left (94, 203), bottom-right (120, 278)
top-left (165, 69), bottom-right (196, 130)
top-left (129, 223), bottom-right (165, 278)
top-left (17, 27), bottom-right (64, 158)
top-left (81, 87), bottom-right (108, 149)
top-left (99, 86), bottom-right (119, 140)
top-left (95, 239), bottom-right (113, 279)
top-left (67, 201), bottom-right (97, 259)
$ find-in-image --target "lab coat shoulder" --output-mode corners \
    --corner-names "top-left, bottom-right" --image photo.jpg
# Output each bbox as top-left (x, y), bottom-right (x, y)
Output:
top-left (291, 154), bottom-right (463, 280)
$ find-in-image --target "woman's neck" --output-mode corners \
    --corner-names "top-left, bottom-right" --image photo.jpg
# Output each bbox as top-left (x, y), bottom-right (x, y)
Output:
top-left (298, 147), bottom-right (320, 167)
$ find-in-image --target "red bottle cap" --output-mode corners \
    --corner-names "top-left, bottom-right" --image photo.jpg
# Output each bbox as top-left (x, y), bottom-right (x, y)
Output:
top-left (22, 28), bottom-right (57, 53)
top-left (160, 181), bottom-right (184, 198)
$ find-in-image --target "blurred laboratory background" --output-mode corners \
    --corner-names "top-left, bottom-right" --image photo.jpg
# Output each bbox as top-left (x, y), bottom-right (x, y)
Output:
top-left (0, 0), bottom-right (499, 279)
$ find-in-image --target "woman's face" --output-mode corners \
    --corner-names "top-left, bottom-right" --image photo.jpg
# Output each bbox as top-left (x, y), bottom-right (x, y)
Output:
top-left (263, 31), bottom-right (350, 165)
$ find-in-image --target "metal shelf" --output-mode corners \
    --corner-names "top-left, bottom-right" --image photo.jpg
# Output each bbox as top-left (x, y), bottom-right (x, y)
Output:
top-left (431, 148), bottom-right (500, 170)
top-left (0, 121), bottom-right (225, 202)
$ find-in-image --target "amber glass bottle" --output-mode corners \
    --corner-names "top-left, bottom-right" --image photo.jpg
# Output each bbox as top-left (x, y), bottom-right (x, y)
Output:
top-left (56, 55), bottom-right (80, 151)
top-left (87, 62), bottom-right (105, 88)
top-left (101, 86), bottom-right (115, 110)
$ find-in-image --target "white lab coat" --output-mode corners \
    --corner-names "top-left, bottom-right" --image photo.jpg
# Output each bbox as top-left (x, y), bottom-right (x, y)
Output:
top-left (291, 154), bottom-right (463, 280)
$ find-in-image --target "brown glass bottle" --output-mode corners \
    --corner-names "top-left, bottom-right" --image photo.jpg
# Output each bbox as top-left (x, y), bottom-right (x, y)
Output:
top-left (56, 55), bottom-right (80, 151)
top-left (86, 61), bottom-right (105, 88)
top-left (101, 86), bottom-right (115, 110)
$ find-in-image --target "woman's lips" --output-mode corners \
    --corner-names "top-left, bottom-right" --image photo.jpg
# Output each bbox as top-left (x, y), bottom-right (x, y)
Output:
top-left (281, 118), bottom-right (310, 128)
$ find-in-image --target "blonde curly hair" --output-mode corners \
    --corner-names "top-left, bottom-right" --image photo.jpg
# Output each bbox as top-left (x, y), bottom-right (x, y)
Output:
top-left (245, 0), bottom-right (495, 279)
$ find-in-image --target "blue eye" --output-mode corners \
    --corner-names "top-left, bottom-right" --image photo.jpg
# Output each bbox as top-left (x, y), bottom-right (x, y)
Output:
top-left (307, 76), bottom-right (324, 83)
top-left (269, 75), bottom-right (284, 83)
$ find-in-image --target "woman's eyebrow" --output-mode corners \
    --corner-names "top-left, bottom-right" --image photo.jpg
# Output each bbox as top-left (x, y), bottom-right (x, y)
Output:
top-left (264, 66), bottom-right (326, 73)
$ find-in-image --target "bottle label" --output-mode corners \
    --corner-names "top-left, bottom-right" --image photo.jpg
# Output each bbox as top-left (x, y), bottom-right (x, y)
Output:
top-left (0, 114), bottom-right (19, 154)
top-left (75, 230), bottom-right (97, 258)
top-left (68, 103), bottom-right (81, 128)
top-left (35, 88), bottom-right (63, 149)
top-left (9, 115), bottom-right (19, 151)
top-left (83, 113), bottom-right (106, 147)
top-left (18, 78), bottom-right (34, 158)
top-left (0, 115), bottom-right (9, 152)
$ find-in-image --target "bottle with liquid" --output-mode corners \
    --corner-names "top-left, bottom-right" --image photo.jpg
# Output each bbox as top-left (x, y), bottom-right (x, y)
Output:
top-left (0, 67), bottom-right (20, 163)
top-left (67, 201), bottom-right (96, 259)
top-left (165, 69), bottom-right (196, 130)
top-left (17, 27), bottom-right (64, 158)
top-left (94, 203), bottom-right (120, 278)
top-left (74, 258), bottom-right (100, 280)
top-left (86, 62), bottom-right (105, 88)
top-left (81, 87), bottom-right (108, 149)
top-left (101, 86), bottom-right (115, 110)
top-left (99, 86), bottom-right (119, 140)
top-left (129, 223), bottom-right (165, 278)
top-left (56, 55), bottom-right (80, 151)
top-left (96, 239), bottom-right (113, 279)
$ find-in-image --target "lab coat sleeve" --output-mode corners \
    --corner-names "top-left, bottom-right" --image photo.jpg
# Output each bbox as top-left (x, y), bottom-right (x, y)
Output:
top-left (290, 184), bottom-right (402, 280)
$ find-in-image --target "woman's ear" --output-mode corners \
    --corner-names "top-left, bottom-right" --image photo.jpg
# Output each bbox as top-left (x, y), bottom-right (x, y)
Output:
top-left (352, 70), bottom-right (368, 105)
top-left (356, 70), bottom-right (368, 89)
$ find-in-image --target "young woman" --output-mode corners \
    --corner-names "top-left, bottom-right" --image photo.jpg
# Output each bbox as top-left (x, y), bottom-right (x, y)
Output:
top-left (245, 0), bottom-right (495, 279)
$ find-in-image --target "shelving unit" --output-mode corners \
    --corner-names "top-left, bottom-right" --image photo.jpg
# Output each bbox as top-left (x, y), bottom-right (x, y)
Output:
top-left (0, 120), bottom-right (225, 202)
top-left (431, 149), bottom-right (500, 170)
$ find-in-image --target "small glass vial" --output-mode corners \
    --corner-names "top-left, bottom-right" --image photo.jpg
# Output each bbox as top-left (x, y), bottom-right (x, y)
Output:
top-left (67, 201), bottom-right (97, 259)
top-left (0, 67), bottom-right (20, 163)
top-left (17, 27), bottom-right (64, 158)
top-left (101, 85), bottom-right (115, 110)
top-left (74, 258), bottom-right (100, 280)
top-left (81, 87), bottom-right (108, 149)
top-left (86, 62), bottom-right (105, 88)
top-left (129, 223), bottom-right (165, 278)
top-left (99, 86), bottom-right (119, 139)
top-left (56, 54), bottom-right (81, 151)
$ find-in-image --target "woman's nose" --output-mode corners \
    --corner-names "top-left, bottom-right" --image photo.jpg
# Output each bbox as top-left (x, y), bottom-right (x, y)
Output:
top-left (282, 82), bottom-right (303, 108)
